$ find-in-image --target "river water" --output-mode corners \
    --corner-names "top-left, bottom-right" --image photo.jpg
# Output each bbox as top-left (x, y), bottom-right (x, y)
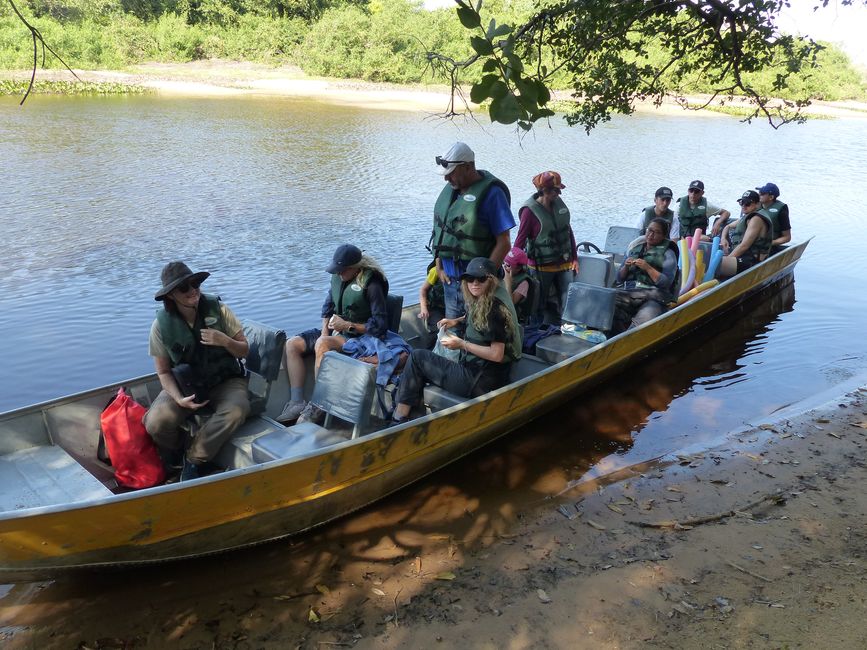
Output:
top-left (1, 94), bottom-right (867, 624)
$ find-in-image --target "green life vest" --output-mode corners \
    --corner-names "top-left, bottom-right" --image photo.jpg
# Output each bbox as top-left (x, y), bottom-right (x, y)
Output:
top-left (626, 240), bottom-right (679, 295)
top-left (329, 268), bottom-right (387, 336)
top-left (763, 199), bottom-right (787, 239)
top-left (464, 283), bottom-right (522, 365)
top-left (156, 293), bottom-right (244, 389)
top-left (521, 196), bottom-right (573, 265)
top-left (508, 269), bottom-right (534, 324)
top-left (641, 206), bottom-right (674, 233)
top-left (730, 210), bottom-right (773, 259)
top-left (676, 196), bottom-right (708, 237)
top-left (431, 170), bottom-right (511, 261)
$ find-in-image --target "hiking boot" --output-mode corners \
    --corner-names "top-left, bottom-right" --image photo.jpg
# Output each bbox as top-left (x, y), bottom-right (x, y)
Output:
top-left (297, 403), bottom-right (326, 425)
top-left (276, 400), bottom-right (307, 424)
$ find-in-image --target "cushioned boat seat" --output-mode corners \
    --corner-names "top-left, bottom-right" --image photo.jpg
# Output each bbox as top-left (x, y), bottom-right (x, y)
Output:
top-left (536, 282), bottom-right (616, 364)
top-left (605, 226), bottom-right (642, 263)
top-left (242, 320), bottom-right (287, 415)
top-left (575, 253), bottom-right (615, 287)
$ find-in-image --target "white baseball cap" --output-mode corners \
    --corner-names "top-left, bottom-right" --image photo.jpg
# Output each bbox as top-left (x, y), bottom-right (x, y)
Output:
top-left (435, 142), bottom-right (475, 175)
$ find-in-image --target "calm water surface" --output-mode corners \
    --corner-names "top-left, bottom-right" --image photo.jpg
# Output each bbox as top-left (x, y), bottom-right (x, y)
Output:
top-left (1, 94), bottom-right (866, 470)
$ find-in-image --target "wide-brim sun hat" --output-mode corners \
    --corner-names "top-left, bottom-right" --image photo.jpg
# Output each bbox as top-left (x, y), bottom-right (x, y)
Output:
top-left (154, 261), bottom-right (209, 301)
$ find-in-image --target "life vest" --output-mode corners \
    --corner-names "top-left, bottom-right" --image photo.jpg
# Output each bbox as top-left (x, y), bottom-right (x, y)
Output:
top-left (431, 170), bottom-right (511, 261)
top-left (521, 196), bottom-right (573, 265)
top-left (330, 268), bottom-right (388, 336)
top-left (156, 293), bottom-right (244, 389)
top-left (464, 283), bottom-right (522, 364)
top-left (730, 210), bottom-right (773, 259)
top-left (763, 199), bottom-right (788, 239)
top-left (509, 269), bottom-right (535, 324)
top-left (676, 196), bottom-right (708, 237)
top-left (640, 206), bottom-right (674, 232)
top-left (625, 239), bottom-right (679, 297)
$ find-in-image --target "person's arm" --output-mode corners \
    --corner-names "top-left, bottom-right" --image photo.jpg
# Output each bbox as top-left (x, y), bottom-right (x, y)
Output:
top-left (708, 204), bottom-right (731, 237)
top-left (511, 279), bottom-right (528, 305)
top-left (200, 328), bottom-right (249, 358)
top-left (773, 205), bottom-right (791, 246)
top-left (670, 213), bottom-right (681, 241)
top-left (490, 231), bottom-right (511, 267)
top-left (514, 206), bottom-right (540, 250)
top-left (728, 215), bottom-right (767, 258)
top-left (418, 281), bottom-right (432, 320)
top-left (442, 302), bottom-right (508, 362)
top-left (329, 279), bottom-right (388, 337)
top-left (654, 249), bottom-right (678, 289)
top-left (568, 226), bottom-right (579, 273)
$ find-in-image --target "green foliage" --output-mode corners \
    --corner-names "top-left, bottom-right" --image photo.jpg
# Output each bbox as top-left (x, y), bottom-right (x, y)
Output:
top-left (0, 78), bottom-right (149, 93)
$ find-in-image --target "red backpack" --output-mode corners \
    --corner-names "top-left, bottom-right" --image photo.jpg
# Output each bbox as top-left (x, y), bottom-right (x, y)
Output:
top-left (100, 388), bottom-right (166, 489)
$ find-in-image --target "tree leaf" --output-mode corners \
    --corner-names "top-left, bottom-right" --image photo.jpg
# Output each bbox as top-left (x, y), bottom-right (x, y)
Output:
top-left (456, 6), bottom-right (481, 29)
top-left (435, 571), bottom-right (456, 580)
top-left (470, 36), bottom-right (494, 56)
top-left (489, 93), bottom-right (523, 124)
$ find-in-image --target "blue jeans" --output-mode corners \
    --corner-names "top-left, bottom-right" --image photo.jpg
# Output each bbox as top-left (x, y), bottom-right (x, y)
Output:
top-left (442, 279), bottom-right (466, 319)
top-left (535, 269), bottom-right (575, 325)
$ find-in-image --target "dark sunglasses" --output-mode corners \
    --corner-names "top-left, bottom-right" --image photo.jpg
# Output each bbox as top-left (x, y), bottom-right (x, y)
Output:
top-left (467, 276), bottom-right (490, 284)
top-left (688, 188), bottom-right (702, 194)
top-left (435, 156), bottom-right (466, 168)
top-left (176, 279), bottom-right (201, 294)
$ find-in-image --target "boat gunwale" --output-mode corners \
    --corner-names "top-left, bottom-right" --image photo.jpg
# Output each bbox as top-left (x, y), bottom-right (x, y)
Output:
top-left (0, 239), bottom-right (810, 525)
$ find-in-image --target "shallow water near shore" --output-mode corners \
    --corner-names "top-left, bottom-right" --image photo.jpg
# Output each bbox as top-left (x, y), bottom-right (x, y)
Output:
top-left (1, 94), bottom-right (867, 634)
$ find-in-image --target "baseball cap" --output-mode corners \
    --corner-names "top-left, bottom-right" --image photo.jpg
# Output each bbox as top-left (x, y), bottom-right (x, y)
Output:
top-left (435, 142), bottom-right (475, 175)
top-left (503, 247), bottom-right (529, 267)
top-left (326, 244), bottom-right (363, 274)
top-left (655, 186), bottom-right (673, 199)
top-left (755, 182), bottom-right (780, 197)
top-left (737, 190), bottom-right (760, 206)
top-left (460, 257), bottom-right (498, 280)
top-left (688, 180), bottom-right (705, 191)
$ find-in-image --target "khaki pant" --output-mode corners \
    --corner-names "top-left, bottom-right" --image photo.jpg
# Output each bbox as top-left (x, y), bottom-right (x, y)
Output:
top-left (144, 376), bottom-right (250, 464)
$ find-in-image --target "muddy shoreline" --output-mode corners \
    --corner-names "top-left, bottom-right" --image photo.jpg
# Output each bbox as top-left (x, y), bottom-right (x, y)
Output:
top-left (3, 385), bottom-right (867, 649)
top-left (4, 60), bottom-right (867, 119)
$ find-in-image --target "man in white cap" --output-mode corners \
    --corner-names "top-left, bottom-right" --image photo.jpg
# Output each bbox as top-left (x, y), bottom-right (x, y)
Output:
top-left (429, 142), bottom-right (515, 318)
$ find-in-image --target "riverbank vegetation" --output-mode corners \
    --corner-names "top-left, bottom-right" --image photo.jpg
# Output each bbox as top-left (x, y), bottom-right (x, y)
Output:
top-left (1, 0), bottom-right (865, 107)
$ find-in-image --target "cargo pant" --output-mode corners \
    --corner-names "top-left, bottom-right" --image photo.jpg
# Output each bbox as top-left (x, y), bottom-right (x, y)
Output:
top-left (144, 376), bottom-right (250, 464)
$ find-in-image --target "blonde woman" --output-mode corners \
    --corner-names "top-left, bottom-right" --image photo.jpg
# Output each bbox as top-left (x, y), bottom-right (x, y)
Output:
top-left (392, 257), bottom-right (522, 424)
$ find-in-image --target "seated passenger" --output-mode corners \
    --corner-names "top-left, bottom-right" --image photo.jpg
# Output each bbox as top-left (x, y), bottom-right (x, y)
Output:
top-left (278, 244), bottom-right (389, 424)
top-left (673, 180), bottom-right (731, 240)
top-left (144, 261), bottom-right (250, 481)
top-left (502, 246), bottom-right (534, 325)
top-left (756, 182), bottom-right (792, 253)
top-left (418, 260), bottom-right (446, 334)
top-left (391, 257), bottom-right (522, 423)
top-left (718, 190), bottom-right (773, 277)
top-left (636, 186), bottom-right (674, 234)
top-left (613, 218), bottom-right (679, 333)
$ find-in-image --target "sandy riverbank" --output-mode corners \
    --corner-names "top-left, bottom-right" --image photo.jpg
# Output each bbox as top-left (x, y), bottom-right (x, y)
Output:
top-left (3, 384), bottom-right (867, 649)
top-left (6, 60), bottom-right (867, 120)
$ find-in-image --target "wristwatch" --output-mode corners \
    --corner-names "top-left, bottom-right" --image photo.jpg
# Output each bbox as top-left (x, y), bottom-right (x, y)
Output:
top-left (348, 324), bottom-right (356, 334)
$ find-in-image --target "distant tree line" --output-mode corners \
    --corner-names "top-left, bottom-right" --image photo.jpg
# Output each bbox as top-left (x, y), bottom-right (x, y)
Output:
top-left (1, 0), bottom-right (865, 103)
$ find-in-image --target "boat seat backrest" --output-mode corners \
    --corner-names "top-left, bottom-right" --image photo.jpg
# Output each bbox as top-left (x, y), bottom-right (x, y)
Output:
top-left (386, 294), bottom-right (404, 333)
top-left (311, 351), bottom-right (377, 438)
top-left (561, 282), bottom-right (617, 332)
top-left (243, 320), bottom-right (287, 382)
top-left (605, 226), bottom-right (642, 260)
top-left (575, 253), bottom-right (615, 287)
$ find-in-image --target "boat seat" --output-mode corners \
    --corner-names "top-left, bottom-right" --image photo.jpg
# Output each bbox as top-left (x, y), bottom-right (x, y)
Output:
top-left (386, 294), bottom-right (404, 333)
top-left (213, 416), bottom-right (288, 470)
top-left (535, 282), bottom-right (616, 364)
top-left (251, 352), bottom-right (377, 463)
top-left (0, 446), bottom-right (113, 511)
top-left (242, 320), bottom-right (287, 415)
top-left (605, 226), bottom-right (642, 263)
top-left (575, 252), bottom-right (615, 287)
top-left (423, 354), bottom-right (551, 413)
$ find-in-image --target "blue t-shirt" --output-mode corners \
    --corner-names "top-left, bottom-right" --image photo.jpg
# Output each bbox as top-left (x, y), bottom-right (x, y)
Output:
top-left (440, 185), bottom-right (515, 278)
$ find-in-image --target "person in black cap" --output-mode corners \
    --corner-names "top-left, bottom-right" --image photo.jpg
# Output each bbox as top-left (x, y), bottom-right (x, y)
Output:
top-left (636, 186), bottom-right (674, 234)
top-left (390, 257), bottom-right (522, 424)
top-left (718, 190), bottom-right (773, 277)
top-left (756, 182), bottom-right (791, 252)
top-left (277, 243), bottom-right (390, 424)
top-left (144, 261), bottom-right (251, 481)
top-left (672, 180), bottom-right (730, 240)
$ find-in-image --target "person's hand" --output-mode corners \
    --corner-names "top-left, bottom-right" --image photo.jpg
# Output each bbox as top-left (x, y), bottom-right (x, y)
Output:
top-left (417, 306), bottom-right (429, 321)
top-left (436, 317), bottom-right (459, 330)
top-left (624, 257), bottom-right (637, 266)
top-left (329, 315), bottom-right (350, 332)
top-left (571, 259), bottom-right (580, 274)
top-left (503, 264), bottom-right (513, 280)
top-left (200, 328), bottom-right (230, 348)
top-left (721, 235), bottom-right (731, 255)
top-left (437, 268), bottom-right (452, 285)
top-left (177, 394), bottom-right (209, 410)
top-left (441, 334), bottom-right (465, 351)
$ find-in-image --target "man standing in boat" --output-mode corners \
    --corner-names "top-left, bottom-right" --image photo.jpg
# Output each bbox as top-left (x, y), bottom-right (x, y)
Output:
top-left (718, 190), bottom-right (773, 277)
top-left (277, 244), bottom-right (391, 424)
top-left (756, 182), bottom-right (792, 253)
top-left (144, 262), bottom-right (251, 481)
top-left (430, 142), bottom-right (515, 319)
top-left (672, 180), bottom-right (730, 240)
top-left (636, 186), bottom-right (674, 234)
